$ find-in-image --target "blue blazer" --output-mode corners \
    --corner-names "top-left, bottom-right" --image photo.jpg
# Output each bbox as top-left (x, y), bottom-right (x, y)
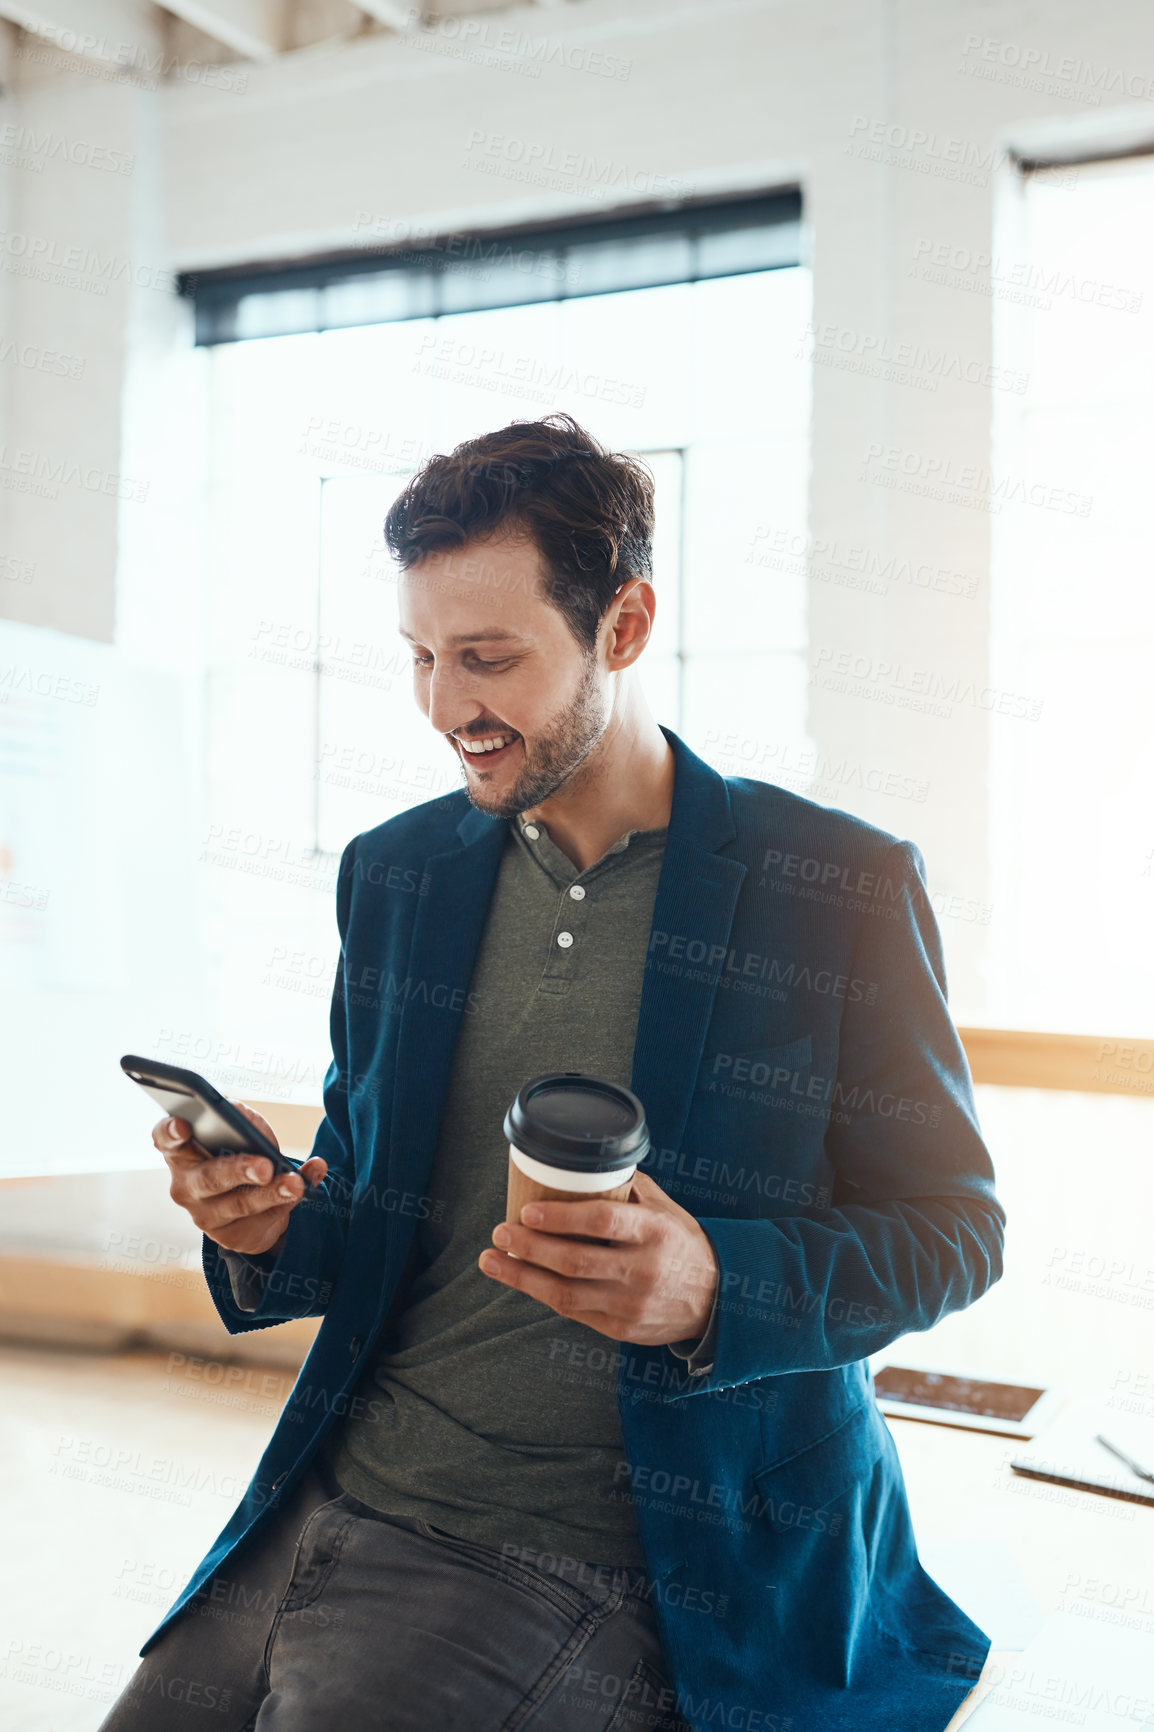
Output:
top-left (144, 724), bottom-right (1005, 1731)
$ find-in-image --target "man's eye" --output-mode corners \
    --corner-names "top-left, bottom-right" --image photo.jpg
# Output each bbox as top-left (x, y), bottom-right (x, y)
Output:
top-left (411, 654), bottom-right (514, 669)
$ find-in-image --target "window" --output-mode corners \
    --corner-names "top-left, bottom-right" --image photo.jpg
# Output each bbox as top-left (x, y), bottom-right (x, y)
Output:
top-left (184, 193), bottom-right (802, 343)
top-left (197, 261), bottom-right (811, 1089)
top-left (988, 155), bottom-right (1154, 1036)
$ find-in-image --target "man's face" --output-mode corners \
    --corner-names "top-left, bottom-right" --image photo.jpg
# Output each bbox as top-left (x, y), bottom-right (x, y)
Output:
top-left (397, 530), bottom-right (610, 821)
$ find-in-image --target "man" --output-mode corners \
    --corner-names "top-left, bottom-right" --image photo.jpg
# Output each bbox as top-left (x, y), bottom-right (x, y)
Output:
top-left (101, 413), bottom-right (1005, 1732)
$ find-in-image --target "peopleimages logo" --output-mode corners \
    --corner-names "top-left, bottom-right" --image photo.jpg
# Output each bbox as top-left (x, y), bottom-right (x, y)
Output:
top-left (797, 319), bottom-right (1029, 394)
top-left (647, 928), bottom-right (880, 1003)
top-left (394, 10), bottom-right (633, 80)
top-left (413, 330), bottom-right (646, 410)
top-left (843, 116), bottom-right (1026, 189)
top-left (909, 238), bottom-right (1143, 314)
top-left (0, 444), bottom-right (148, 502)
top-left (959, 32), bottom-right (1154, 104)
top-left (0, 663), bottom-right (99, 705)
top-left (352, 215), bottom-right (569, 284)
top-left (343, 964), bottom-right (480, 1018)
top-left (746, 527), bottom-right (979, 600)
top-left (756, 847), bottom-right (993, 925)
top-left (0, 338), bottom-right (85, 379)
top-left (14, 31), bottom-right (248, 92)
top-left (0, 229), bottom-right (176, 293)
top-left (0, 123), bottom-right (134, 174)
top-left (810, 646), bottom-right (1044, 721)
top-left (462, 130), bottom-right (691, 200)
top-left (706, 1051), bottom-right (942, 1128)
top-left (860, 442), bottom-right (1092, 517)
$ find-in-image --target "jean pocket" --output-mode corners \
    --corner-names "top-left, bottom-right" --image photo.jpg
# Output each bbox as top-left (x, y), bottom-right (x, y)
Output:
top-left (604, 1656), bottom-right (688, 1731)
top-left (414, 1521), bottom-right (602, 1623)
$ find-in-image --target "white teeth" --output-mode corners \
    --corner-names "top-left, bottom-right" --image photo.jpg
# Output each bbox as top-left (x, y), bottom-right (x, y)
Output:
top-left (460, 732), bottom-right (516, 755)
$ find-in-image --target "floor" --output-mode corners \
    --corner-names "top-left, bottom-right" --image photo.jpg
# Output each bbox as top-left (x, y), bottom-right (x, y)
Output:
top-left (1, 1341), bottom-right (1150, 1731)
top-left (0, 1343), bottom-right (295, 1732)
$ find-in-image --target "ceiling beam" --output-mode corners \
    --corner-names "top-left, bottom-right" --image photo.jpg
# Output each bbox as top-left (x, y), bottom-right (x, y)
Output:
top-left (357, 0), bottom-right (418, 31)
top-left (0, 0), bottom-right (162, 65)
top-left (157, 0), bottom-right (283, 59)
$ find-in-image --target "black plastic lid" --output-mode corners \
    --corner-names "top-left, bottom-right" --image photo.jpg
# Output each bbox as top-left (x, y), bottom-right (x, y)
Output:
top-left (503, 1072), bottom-right (650, 1173)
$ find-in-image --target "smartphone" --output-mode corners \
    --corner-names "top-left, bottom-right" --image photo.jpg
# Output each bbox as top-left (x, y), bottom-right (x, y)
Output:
top-left (120, 1054), bottom-right (313, 1185)
top-left (872, 1364), bottom-right (1063, 1439)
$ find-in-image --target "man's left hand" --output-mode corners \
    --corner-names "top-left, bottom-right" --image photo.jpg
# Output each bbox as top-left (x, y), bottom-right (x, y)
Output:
top-left (477, 1169), bottom-right (719, 1346)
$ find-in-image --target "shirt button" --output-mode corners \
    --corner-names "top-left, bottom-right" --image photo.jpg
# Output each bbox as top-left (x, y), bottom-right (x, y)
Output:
top-left (557, 931), bottom-right (574, 948)
top-left (523, 824), bottom-right (540, 840)
top-left (568, 884), bottom-right (586, 900)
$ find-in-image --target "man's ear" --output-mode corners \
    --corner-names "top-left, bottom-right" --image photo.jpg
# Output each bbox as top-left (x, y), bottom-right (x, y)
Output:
top-left (609, 578), bottom-right (655, 664)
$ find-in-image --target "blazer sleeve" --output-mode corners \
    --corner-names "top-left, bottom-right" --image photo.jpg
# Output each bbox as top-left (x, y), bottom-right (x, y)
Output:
top-left (201, 837), bottom-right (361, 1335)
top-left (672, 839), bottom-right (1006, 1390)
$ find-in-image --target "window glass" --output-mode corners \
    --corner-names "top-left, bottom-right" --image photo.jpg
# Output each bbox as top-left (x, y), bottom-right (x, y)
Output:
top-left (202, 268), bottom-right (812, 1088)
top-left (989, 158), bottom-right (1154, 1033)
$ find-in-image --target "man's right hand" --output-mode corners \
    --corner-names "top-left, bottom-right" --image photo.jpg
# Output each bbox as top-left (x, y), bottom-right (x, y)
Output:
top-left (156, 1101), bottom-right (328, 1259)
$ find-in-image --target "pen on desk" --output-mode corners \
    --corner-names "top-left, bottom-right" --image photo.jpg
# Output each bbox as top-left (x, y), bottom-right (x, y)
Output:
top-left (1095, 1434), bottom-right (1154, 1484)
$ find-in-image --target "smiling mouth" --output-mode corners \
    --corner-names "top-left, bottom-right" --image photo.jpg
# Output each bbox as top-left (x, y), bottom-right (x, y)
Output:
top-left (455, 730), bottom-right (522, 767)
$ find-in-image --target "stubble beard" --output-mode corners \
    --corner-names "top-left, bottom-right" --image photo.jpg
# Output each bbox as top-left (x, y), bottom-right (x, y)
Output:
top-left (457, 652), bottom-right (608, 822)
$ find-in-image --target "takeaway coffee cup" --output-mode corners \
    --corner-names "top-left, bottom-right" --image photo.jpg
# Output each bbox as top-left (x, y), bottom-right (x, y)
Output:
top-left (503, 1072), bottom-right (650, 1236)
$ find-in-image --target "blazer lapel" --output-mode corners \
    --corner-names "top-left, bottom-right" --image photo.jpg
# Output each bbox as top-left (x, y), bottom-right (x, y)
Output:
top-left (630, 727), bottom-right (747, 1162)
top-left (385, 804), bottom-right (506, 1201)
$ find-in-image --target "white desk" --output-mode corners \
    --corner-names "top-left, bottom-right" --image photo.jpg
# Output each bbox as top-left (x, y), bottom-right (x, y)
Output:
top-left (885, 1413), bottom-right (1154, 1727)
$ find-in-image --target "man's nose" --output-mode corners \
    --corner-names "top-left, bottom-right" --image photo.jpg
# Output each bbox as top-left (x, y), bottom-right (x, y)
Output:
top-left (425, 658), bottom-right (477, 735)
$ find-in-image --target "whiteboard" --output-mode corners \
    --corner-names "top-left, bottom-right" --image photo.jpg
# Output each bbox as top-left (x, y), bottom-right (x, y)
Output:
top-left (0, 619), bottom-right (210, 1178)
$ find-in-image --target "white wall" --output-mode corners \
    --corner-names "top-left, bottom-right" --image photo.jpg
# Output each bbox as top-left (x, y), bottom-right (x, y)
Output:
top-left (1, 1), bottom-right (1152, 1388)
top-left (5, 0), bottom-right (1154, 1017)
top-left (0, 44), bottom-right (139, 637)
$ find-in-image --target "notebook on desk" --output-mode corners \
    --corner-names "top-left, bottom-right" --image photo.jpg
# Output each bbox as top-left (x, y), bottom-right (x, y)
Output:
top-left (1010, 1394), bottom-right (1154, 1507)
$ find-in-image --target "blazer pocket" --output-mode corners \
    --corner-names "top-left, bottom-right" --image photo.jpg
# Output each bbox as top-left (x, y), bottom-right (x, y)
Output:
top-left (752, 1401), bottom-right (885, 1534)
top-left (745, 1034), bottom-right (813, 1076)
top-left (703, 1033), bottom-right (813, 1088)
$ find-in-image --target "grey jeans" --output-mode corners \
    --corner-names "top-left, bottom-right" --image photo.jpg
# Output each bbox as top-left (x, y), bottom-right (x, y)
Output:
top-left (97, 1463), bottom-right (688, 1732)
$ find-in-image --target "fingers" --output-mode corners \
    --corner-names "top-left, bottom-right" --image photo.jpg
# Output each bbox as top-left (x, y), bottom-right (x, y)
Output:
top-left (155, 1089), bottom-right (330, 1237)
top-left (515, 1194), bottom-right (648, 1242)
top-left (193, 1182), bottom-right (300, 1235)
top-left (493, 1222), bottom-right (627, 1284)
top-left (153, 1115), bottom-right (191, 1155)
top-left (227, 1099), bottom-right (280, 1151)
top-left (154, 1117), bottom-right (220, 1185)
top-left (212, 1203), bottom-right (295, 1256)
top-left (178, 1151), bottom-right (285, 1203)
top-left (163, 1135), bottom-right (299, 1227)
top-left (155, 1105), bottom-right (288, 1184)
top-left (478, 1248), bottom-right (618, 1322)
top-left (175, 1159), bottom-right (305, 1233)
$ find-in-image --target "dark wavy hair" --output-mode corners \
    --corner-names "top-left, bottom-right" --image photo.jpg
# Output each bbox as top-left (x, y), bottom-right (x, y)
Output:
top-left (383, 413), bottom-right (655, 653)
